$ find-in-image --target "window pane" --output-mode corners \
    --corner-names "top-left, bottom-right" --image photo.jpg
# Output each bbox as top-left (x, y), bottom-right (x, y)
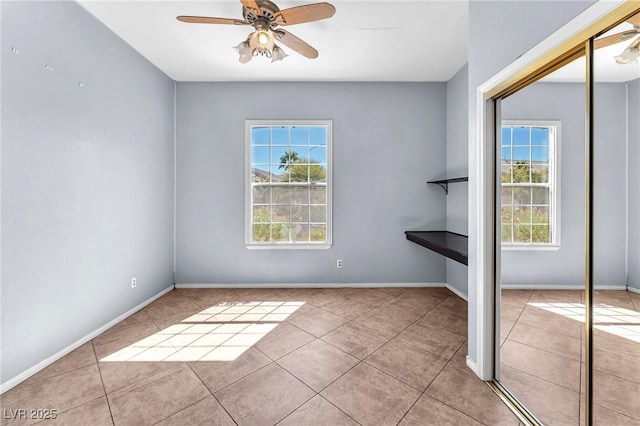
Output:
top-left (272, 187), bottom-right (290, 204)
top-left (272, 127), bottom-right (288, 145)
top-left (501, 164), bottom-right (512, 183)
top-left (512, 162), bottom-right (531, 183)
top-left (310, 127), bottom-right (327, 145)
top-left (288, 163), bottom-right (309, 183)
top-left (308, 146), bottom-right (327, 163)
top-left (532, 187), bottom-right (549, 205)
top-left (253, 224), bottom-right (270, 241)
top-left (513, 187), bottom-right (531, 205)
top-left (532, 206), bottom-right (549, 225)
top-left (513, 147), bottom-right (530, 162)
top-left (501, 206), bottom-right (513, 224)
top-left (533, 164), bottom-right (549, 183)
top-left (251, 166), bottom-right (271, 183)
top-left (272, 146), bottom-right (291, 165)
top-left (252, 146), bottom-right (270, 164)
top-left (253, 206), bottom-right (270, 223)
top-left (514, 206), bottom-right (531, 224)
top-left (532, 225), bottom-right (550, 243)
top-left (291, 127), bottom-right (308, 145)
top-left (514, 224), bottom-right (532, 243)
top-left (501, 225), bottom-right (513, 243)
top-left (513, 127), bottom-right (530, 146)
top-left (291, 205), bottom-right (309, 222)
top-left (252, 127), bottom-right (270, 145)
top-left (501, 187), bottom-right (513, 205)
top-left (310, 224), bottom-right (327, 241)
top-left (269, 164), bottom-right (286, 182)
top-left (291, 224), bottom-right (310, 242)
top-left (532, 127), bottom-right (549, 146)
top-left (310, 205), bottom-right (326, 222)
top-left (291, 187), bottom-right (309, 204)
top-left (309, 164), bottom-right (327, 183)
top-left (310, 187), bottom-right (326, 204)
top-left (272, 206), bottom-right (290, 222)
top-left (253, 186), bottom-right (269, 204)
top-left (271, 223), bottom-right (290, 242)
top-left (531, 146), bottom-right (549, 162)
top-left (501, 147), bottom-right (512, 161)
top-left (501, 127), bottom-right (512, 146)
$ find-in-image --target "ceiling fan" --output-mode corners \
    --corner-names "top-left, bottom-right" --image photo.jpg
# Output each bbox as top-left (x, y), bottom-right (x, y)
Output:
top-left (595, 12), bottom-right (640, 64)
top-left (177, 0), bottom-right (335, 63)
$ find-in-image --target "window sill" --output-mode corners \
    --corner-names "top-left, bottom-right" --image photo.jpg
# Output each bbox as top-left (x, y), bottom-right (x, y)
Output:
top-left (246, 243), bottom-right (332, 250)
top-left (502, 244), bottom-right (560, 251)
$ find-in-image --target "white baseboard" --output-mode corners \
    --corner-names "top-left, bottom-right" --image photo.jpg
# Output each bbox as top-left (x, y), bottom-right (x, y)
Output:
top-left (629, 286), bottom-right (640, 295)
top-left (0, 285), bottom-right (174, 395)
top-left (466, 356), bottom-right (479, 376)
top-left (446, 284), bottom-right (468, 301)
top-left (175, 282), bottom-right (447, 289)
top-left (501, 283), bottom-right (628, 291)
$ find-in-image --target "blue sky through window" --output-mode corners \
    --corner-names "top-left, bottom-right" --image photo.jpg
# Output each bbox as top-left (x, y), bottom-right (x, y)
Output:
top-left (251, 126), bottom-right (328, 166)
top-left (502, 126), bottom-right (550, 162)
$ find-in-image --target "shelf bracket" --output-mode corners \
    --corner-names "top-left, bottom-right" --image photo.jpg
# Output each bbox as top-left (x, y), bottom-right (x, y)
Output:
top-left (426, 177), bottom-right (467, 195)
top-left (434, 182), bottom-right (449, 194)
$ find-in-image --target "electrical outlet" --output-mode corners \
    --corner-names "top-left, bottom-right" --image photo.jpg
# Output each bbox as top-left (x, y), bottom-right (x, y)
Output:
top-left (131, 277), bottom-right (137, 288)
top-left (337, 259), bottom-right (343, 268)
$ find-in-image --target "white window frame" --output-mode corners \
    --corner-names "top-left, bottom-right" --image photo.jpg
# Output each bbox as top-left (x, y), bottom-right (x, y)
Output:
top-left (501, 120), bottom-right (561, 250)
top-left (245, 120), bottom-right (333, 249)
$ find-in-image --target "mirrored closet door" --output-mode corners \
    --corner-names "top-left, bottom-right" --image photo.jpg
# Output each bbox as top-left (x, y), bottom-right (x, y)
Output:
top-left (489, 6), bottom-right (640, 425)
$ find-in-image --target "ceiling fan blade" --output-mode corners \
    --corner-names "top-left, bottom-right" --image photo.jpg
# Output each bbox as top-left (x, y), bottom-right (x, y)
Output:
top-left (273, 29), bottom-right (318, 58)
top-left (627, 11), bottom-right (640, 26)
top-left (177, 16), bottom-right (247, 25)
top-left (274, 2), bottom-right (336, 26)
top-left (241, 0), bottom-right (262, 15)
top-left (594, 29), bottom-right (639, 49)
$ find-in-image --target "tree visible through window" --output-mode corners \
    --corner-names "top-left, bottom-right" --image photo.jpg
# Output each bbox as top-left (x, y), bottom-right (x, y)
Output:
top-left (501, 122), bottom-right (559, 246)
top-left (246, 121), bottom-right (332, 247)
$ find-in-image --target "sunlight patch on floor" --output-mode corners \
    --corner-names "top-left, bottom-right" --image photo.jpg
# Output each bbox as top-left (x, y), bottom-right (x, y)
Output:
top-left (100, 301), bottom-right (304, 362)
top-left (528, 302), bottom-right (640, 343)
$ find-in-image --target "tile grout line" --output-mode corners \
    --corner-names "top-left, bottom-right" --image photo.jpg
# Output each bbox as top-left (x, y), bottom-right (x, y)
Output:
top-left (501, 361), bottom-right (581, 395)
top-left (92, 340), bottom-right (116, 426)
top-left (503, 335), bottom-right (581, 362)
top-left (149, 394), bottom-right (212, 426)
top-left (183, 363), bottom-right (239, 425)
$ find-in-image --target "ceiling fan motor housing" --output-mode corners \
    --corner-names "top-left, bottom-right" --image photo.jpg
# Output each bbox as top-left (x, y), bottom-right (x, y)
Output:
top-left (244, 0), bottom-right (280, 27)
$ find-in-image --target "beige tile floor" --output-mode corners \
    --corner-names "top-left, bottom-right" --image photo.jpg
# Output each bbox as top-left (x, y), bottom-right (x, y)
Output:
top-left (0, 287), bottom-right (522, 426)
top-left (500, 289), bottom-right (640, 426)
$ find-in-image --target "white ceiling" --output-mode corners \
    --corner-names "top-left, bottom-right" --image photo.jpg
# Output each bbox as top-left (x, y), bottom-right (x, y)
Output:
top-left (76, 0), bottom-right (469, 82)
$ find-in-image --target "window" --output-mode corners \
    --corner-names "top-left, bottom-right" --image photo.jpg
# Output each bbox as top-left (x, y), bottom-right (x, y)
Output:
top-left (246, 120), bottom-right (332, 248)
top-left (500, 121), bottom-right (559, 247)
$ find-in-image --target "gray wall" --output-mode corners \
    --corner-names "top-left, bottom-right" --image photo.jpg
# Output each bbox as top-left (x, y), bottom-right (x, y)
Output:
top-left (629, 78), bottom-right (640, 290)
top-left (446, 64), bottom-right (469, 297)
top-left (1, 1), bottom-right (175, 384)
top-left (501, 82), bottom-right (627, 287)
top-left (175, 82), bottom-right (447, 284)
top-left (467, 0), bottom-right (595, 369)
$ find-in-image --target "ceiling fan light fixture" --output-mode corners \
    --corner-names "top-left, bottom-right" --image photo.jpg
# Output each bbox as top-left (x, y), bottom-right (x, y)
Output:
top-left (250, 29), bottom-right (275, 56)
top-left (271, 45), bottom-right (288, 62)
top-left (233, 40), bottom-right (253, 63)
top-left (614, 46), bottom-right (640, 64)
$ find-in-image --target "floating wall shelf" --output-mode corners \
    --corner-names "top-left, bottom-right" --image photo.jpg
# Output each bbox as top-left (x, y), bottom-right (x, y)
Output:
top-left (405, 231), bottom-right (468, 265)
top-left (427, 177), bottom-right (468, 194)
